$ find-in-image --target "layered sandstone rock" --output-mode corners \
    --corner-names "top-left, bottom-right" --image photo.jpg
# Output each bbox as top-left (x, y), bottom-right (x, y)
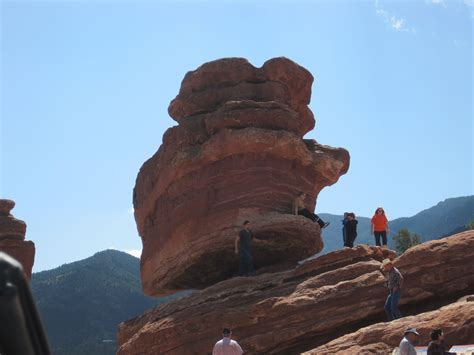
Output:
top-left (117, 232), bottom-right (474, 355)
top-left (305, 297), bottom-right (474, 354)
top-left (133, 57), bottom-right (350, 295)
top-left (118, 246), bottom-right (395, 354)
top-left (0, 199), bottom-right (35, 279)
top-left (394, 230), bottom-right (474, 310)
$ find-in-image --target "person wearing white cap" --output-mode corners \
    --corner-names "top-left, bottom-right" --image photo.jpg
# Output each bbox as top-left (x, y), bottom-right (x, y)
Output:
top-left (399, 327), bottom-right (419, 355)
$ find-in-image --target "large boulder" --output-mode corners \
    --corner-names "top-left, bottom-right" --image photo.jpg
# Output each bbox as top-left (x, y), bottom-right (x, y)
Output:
top-left (394, 230), bottom-right (474, 309)
top-left (0, 199), bottom-right (35, 279)
top-left (133, 57), bottom-right (350, 295)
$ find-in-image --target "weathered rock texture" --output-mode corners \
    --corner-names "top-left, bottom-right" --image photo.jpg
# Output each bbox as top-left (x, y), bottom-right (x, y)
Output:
top-left (394, 230), bottom-right (474, 309)
top-left (0, 199), bottom-right (35, 279)
top-left (133, 57), bottom-right (350, 295)
top-left (305, 297), bottom-right (474, 354)
top-left (117, 232), bottom-right (474, 355)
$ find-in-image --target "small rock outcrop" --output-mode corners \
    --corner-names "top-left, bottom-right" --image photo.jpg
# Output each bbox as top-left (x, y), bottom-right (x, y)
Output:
top-left (0, 199), bottom-right (35, 279)
top-left (133, 57), bottom-right (350, 295)
top-left (305, 297), bottom-right (474, 354)
top-left (117, 231), bottom-right (474, 354)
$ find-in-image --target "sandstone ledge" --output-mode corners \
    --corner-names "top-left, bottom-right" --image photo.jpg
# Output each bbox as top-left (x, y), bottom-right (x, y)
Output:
top-left (118, 232), bottom-right (474, 354)
top-left (118, 245), bottom-right (395, 354)
top-left (305, 297), bottom-right (474, 354)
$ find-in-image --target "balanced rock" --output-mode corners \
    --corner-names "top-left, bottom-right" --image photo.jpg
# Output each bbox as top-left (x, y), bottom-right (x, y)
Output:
top-left (117, 232), bottom-right (474, 354)
top-left (0, 199), bottom-right (35, 279)
top-left (133, 57), bottom-right (350, 295)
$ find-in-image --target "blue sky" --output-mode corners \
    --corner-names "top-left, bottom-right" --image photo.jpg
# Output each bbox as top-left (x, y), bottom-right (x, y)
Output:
top-left (1, 0), bottom-right (472, 271)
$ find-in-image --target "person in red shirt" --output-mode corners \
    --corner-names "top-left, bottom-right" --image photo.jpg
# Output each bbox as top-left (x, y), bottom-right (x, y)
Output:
top-left (371, 207), bottom-right (390, 247)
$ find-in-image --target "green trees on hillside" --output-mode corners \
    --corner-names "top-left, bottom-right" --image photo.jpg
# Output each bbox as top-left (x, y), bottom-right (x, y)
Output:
top-left (468, 220), bottom-right (474, 230)
top-left (392, 228), bottom-right (422, 254)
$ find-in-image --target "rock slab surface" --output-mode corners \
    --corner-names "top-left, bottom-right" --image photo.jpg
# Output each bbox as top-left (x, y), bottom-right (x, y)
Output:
top-left (305, 297), bottom-right (474, 354)
top-left (117, 232), bottom-right (474, 354)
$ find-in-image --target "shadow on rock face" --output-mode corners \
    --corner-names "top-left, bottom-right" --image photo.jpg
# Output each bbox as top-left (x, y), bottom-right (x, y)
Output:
top-left (134, 57), bottom-right (350, 296)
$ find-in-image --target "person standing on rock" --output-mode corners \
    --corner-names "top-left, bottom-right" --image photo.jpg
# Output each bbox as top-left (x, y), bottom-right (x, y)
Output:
top-left (342, 212), bottom-right (349, 246)
top-left (381, 258), bottom-right (403, 321)
top-left (293, 192), bottom-right (330, 229)
top-left (371, 207), bottom-right (390, 247)
top-left (344, 213), bottom-right (358, 248)
top-left (399, 327), bottom-right (419, 355)
top-left (212, 328), bottom-right (243, 355)
top-left (235, 220), bottom-right (254, 276)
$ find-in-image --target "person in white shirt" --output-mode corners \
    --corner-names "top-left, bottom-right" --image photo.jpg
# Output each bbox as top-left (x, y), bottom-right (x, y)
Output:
top-left (399, 327), bottom-right (419, 355)
top-left (212, 328), bottom-right (243, 355)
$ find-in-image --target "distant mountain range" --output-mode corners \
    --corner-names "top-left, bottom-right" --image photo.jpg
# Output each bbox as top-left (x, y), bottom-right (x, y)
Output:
top-left (30, 250), bottom-right (189, 355)
top-left (29, 196), bottom-right (473, 354)
top-left (319, 195), bottom-right (474, 253)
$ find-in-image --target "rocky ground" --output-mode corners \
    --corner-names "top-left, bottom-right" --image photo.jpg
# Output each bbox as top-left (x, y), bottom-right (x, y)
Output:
top-left (117, 231), bottom-right (474, 354)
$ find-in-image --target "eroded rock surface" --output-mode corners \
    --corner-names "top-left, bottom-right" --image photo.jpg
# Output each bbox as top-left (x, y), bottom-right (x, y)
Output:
top-left (117, 245), bottom-right (395, 354)
top-left (0, 199), bottom-right (35, 279)
top-left (133, 57), bottom-right (350, 295)
top-left (117, 232), bottom-right (474, 355)
top-left (305, 297), bottom-right (474, 354)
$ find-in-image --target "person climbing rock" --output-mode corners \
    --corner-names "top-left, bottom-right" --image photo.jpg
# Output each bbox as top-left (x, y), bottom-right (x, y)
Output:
top-left (381, 258), bottom-right (403, 321)
top-left (293, 192), bottom-right (330, 229)
top-left (235, 220), bottom-right (254, 276)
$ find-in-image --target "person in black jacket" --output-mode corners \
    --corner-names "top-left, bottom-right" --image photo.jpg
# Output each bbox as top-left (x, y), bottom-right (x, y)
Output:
top-left (427, 328), bottom-right (455, 355)
top-left (344, 212), bottom-right (358, 248)
top-left (235, 220), bottom-right (254, 276)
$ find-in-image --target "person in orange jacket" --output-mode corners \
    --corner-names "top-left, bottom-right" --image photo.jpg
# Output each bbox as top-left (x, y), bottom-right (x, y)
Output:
top-left (371, 207), bottom-right (390, 247)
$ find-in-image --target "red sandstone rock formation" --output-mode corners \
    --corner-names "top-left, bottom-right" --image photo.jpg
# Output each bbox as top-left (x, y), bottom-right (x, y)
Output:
top-left (118, 246), bottom-right (395, 354)
top-left (305, 297), bottom-right (474, 354)
top-left (394, 230), bottom-right (474, 308)
top-left (117, 232), bottom-right (474, 355)
top-left (133, 57), bottom-right (350, 295)
top-left (0, 199), bottom-right (35, 279)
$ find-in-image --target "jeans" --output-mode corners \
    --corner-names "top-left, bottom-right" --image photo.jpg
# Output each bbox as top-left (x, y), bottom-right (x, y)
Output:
top-left (344, 233), bottom-right (357, 248)
top-left (384, 290), bottom-right (402, 321)
top-left (298, 208), bottom-right (326, 229)
top-left (374, 231), bottom-right (387, 246)
top-left (239, 250), bottom-right (254, 276)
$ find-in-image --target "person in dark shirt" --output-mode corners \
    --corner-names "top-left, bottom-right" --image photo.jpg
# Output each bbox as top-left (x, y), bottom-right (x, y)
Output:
top-left (235, 220), bottom-right (254, 276)
top-left (344, 212), bottom-right (358, 248)
top-left (427, 328), bottom-right (455, 355)
top-left (381, 258), bottom-right (403, 321)
top-left (342, 212), bottom-right (349, 247)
